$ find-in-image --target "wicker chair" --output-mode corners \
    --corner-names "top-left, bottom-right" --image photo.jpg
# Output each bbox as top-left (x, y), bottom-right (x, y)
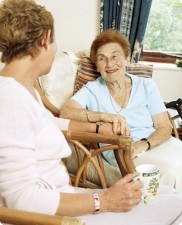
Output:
top-left (62, 130), bottom-right (134, 189)
top-left (164, 98), bottom-right (182, 139)
top-left (0, 207), bottom-right (85, 225)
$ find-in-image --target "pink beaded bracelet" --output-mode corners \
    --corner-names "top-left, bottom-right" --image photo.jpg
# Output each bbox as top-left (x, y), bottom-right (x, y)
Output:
top-left (92, 192), bottom-right (100, 214)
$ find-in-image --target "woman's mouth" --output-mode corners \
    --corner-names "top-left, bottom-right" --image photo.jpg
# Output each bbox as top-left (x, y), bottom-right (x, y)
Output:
top-left (105, 68), bottom-right (118, 74)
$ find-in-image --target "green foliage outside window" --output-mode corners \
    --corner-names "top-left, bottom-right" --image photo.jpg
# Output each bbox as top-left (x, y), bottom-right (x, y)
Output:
top-left (144, 0), bottom-right (182, 53)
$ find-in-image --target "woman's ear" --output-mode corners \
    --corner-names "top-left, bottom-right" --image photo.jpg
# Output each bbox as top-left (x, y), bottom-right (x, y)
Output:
top-left (41, 29), bottom-right (51, 50)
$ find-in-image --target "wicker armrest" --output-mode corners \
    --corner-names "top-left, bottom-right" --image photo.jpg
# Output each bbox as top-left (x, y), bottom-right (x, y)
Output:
top-left (62, 130), bottom-right (135, 188)
top-left (0, 207), bottom-right (85, 225)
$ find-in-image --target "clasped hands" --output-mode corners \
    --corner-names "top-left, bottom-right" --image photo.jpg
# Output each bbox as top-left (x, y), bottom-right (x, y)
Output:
top-left (99, 113), bottom-right (131, 136)
top-left (98, 113), bottom-right (146, 159)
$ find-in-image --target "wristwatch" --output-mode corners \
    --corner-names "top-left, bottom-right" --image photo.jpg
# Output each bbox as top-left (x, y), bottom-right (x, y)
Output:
top-left (140, 138), bottom-right (151, 151)
top-left (96, 122), bottom-right (103, 133)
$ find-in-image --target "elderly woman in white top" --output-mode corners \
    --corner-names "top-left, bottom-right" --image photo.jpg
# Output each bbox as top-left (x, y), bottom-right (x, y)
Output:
top-left (0, 1), bottom-right (182, 224)
top-left (61, 28), bottom-right (182, 196)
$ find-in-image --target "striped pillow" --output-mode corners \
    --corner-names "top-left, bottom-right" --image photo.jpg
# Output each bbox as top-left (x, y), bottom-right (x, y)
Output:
top-left (74, 57), bottom-right (100, 94)
top-left (74, 57), bottom-right (153, 94)
top-left (126, 63), bottom-right (153, 78)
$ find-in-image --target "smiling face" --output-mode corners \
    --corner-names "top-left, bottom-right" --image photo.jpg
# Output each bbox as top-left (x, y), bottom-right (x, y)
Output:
top-left (96, 42), bottom-right (130, 82)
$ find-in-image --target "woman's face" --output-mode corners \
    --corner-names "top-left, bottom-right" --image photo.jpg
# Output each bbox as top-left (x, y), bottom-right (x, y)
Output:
top-left (44, 40), bottom-right (57, 75)
top-left (96, 43), bottom-right (130, 82)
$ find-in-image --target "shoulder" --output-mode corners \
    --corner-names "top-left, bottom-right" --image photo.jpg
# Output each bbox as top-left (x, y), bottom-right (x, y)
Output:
top-left (0, 77), bottom-right (44, 119)
top-left (126, 73), bottom-right (156, 88)
top-left (85, 76), bottom-right (105, 89)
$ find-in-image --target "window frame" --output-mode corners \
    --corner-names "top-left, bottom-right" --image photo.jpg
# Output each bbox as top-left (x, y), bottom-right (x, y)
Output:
top-left (140, 48), bottom-right (182, 63)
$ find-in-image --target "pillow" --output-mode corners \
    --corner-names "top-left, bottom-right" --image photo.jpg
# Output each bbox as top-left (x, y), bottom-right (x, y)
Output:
top-left (74, 57), bottom-right (153, 94)
top-left (126, 63), bottom-right (153, 78)
top-left (74, 56), bottom-right (101, 94)
top-left (38, 52), bottom-right (77, 109)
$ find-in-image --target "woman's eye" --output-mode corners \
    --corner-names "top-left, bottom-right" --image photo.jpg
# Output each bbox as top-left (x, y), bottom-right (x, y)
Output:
top-left (113, 55), bottom-right (118, 59)
top-left (98, 57), bottom-right (105, 61)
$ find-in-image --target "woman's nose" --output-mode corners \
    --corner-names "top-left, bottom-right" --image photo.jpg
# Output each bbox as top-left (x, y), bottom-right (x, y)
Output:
top-left (106, 58), bottom-right (113, 67)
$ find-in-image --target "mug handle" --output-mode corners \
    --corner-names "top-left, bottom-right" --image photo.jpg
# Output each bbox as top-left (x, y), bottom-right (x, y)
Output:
top-left (132, 175), bottom-right (144, 200)
top-left (132, 175), bottom-right (143, 182)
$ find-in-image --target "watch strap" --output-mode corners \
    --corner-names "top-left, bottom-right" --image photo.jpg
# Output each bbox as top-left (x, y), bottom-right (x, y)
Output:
top-left (140, 138), bottom-right (151, 151)
top-left (96, 122), bottom-right (103, 133)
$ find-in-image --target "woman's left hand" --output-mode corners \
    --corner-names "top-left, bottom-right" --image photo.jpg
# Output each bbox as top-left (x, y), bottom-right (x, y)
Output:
top-left (131, 141), bottom-right (148, 159)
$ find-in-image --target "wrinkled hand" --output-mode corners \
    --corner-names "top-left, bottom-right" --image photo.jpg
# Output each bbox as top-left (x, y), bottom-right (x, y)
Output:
top-left (101, 173), bottom-right (143, 213)
top-left (100, 113), bottom-right (131, 136)
top-left (131, 141), bottom-right (147, 159)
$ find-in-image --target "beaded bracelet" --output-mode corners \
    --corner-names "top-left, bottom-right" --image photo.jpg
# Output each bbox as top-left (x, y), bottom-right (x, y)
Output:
top-left (92, 192), bottom-right (100, 214)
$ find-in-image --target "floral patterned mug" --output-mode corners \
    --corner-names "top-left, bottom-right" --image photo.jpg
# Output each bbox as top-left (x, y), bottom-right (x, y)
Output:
top-left (133, 164), bottom-right (159, 204)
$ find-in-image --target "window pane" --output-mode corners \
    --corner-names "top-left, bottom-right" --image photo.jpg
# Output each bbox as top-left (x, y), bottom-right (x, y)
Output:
top-left (143, 0), bottom-right (182, 53)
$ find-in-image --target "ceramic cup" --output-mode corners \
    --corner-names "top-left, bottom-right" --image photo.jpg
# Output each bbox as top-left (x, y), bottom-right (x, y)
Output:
top-left (133, 164), bottom-right (159, 204)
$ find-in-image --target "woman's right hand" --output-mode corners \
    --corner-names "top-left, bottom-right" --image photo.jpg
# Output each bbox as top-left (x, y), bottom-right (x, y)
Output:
top-left (99, 172), bottom-right (143, 213)
top-left (100, 113), bottom-right (131, 136)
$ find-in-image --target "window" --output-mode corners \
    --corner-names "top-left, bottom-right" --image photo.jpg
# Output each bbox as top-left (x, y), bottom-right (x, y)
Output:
top-left (140, 0), bottom-right (182, 63)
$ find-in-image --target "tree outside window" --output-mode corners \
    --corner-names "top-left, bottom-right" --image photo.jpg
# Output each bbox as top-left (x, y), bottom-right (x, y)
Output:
top-left (141, 0), bottom-right (182, 62)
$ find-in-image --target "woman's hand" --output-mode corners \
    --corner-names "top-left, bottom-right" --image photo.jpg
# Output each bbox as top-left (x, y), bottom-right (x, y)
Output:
top-left (100, 113), bottom-right (131, 136)
top-left (100, 172), bottom-right (143, 213)
top-left (131, 141), bottom-right (148, 159)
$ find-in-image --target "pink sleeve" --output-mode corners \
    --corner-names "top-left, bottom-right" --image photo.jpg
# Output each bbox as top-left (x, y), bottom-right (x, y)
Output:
top-left (35, 90), bottom-right (70, 130)
top-left (46, 109), bottom-right (70, 130)
top-left (54, 117), bottom-right (70, 130)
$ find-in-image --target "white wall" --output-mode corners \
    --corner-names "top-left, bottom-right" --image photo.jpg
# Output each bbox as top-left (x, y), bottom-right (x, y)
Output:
top-left (153, 67), bottom-right (182, 102)
top-left (140, 62), bottom-right (182, 101)
top-left (36, 0), bottom-right (100, 53)
top-left (0, 0), bottom-right (181, 102)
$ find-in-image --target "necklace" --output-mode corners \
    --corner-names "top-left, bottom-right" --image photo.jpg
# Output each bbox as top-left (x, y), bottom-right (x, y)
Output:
top-left (108, 81), bottom-right (127, 114)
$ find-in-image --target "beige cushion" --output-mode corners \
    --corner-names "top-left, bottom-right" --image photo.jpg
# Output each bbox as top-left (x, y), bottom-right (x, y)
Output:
top-left (38, 52), bottom-right (77, 109)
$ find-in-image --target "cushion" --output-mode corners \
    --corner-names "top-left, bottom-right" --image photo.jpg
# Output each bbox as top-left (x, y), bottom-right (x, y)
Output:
top-left (38, 52), bottom-right (77, 109)
top-left (126, 63), bottom-right (153, 78)
top-left (74, 57), bottom-right (153, 94)
top-left (74, 56), bottom-right (101, 94)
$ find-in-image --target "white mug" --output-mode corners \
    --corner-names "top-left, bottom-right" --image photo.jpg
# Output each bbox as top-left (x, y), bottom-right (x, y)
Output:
top-left (133, 164), bottom-right (159, 204)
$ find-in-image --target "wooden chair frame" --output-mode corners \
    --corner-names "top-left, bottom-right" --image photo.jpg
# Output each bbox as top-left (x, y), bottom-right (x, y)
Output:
top-left (0, 207), bottom-right (85, 225)
top-left (62, 130), bottom-right (135, 189)
top-left (164, 101), bottom-right (182, 139)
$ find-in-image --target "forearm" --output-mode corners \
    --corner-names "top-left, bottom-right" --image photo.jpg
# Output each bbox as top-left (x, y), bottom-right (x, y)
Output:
top-left (60, 107), bottom-right (103, 123)
top-left (61, 100), bottom-right (130, 135)
top-left (147, 126), bottom-right (172, 149)
top-left (68, 120), bottom-right (96, 133)
top-left (132, 127), bottom-right (172, 158)
top-left (56, 173), bottom-right (142, 216)
top-left (56, 192), bottom-right (106, 216)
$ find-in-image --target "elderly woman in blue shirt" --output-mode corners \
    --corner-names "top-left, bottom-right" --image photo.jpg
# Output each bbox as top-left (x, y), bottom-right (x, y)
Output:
top-left (60, 28), bottom-right (182, 195)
